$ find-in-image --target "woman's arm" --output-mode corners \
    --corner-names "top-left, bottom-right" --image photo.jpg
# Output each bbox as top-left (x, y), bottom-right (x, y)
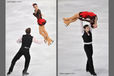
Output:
top-left (79, 18), bottom-right (92, 23)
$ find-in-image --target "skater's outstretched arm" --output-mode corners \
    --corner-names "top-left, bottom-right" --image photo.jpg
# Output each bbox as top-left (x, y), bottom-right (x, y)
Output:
top-left (33, 37), bottom-right (44, 44)
top-left (17, 37), bottom-right (44, 44)
top-left (17, 37), bottom-right (22, 43)
top-left (80, 21), bottom-right (84, 34)
top-left (79, 18), bottom-right (92, 23)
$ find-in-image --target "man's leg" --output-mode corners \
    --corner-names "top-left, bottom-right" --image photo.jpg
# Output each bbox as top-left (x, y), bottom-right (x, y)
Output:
top-left (23, 50), bottom-right (31, 75)
top-left (86, 60), bottom-right (89, 71)
top-left (7, 49), bottom-right (23, 75)
top-left (84, 45), bottom-right (95, 73)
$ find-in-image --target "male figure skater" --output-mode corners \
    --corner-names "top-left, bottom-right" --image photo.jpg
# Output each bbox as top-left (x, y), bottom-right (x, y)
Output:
top-left (82, 24), bottom-right (97, 76)
top-left (63, 11), bottom-right (98, 28)
top-left (7, 28), bottom-right (43, 75)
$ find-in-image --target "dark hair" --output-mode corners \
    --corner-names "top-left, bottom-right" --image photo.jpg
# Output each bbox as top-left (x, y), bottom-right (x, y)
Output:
top-left (25, 28), bottom-right (31, 34)
top-left (32, 3), bottom-right (37, 6)
top-left (83, 25), bottom-right (89, 29)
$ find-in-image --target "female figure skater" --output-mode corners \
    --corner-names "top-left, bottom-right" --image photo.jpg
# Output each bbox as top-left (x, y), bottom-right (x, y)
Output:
top-left (32, 3), bottom-right (53, 46)
top-left (63, 11), bottom-right (98, 28)
top-left (7, 28), bottom-right (43, 76)
top-left (82, 24), bottom-right (97, 76)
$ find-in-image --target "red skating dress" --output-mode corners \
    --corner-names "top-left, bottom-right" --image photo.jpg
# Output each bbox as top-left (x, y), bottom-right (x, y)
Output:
top-left (79, 11), bottom-right (96, 19)
top-left (79, 11), bottom-right (97, 28)
top-left (33, 9), bottom-right (46, 26)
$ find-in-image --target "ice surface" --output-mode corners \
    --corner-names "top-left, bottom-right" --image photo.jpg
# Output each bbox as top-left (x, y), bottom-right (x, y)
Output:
top-left (58, 0), bottom-right (109, 76)
top-left (6, 0), bottom-right (56, 76)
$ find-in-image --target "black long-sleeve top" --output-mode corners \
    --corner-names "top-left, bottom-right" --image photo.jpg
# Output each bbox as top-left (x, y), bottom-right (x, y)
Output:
top-left (33, 9), bottom-right (42, 19)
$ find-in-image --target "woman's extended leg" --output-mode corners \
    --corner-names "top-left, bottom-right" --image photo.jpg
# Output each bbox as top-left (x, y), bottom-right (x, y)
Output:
top-left (39, 25), bottom-right (53, 45)
top-left (63, 13), bottom-right (80, 26)
top-left (39, 25), bottom-right (48, 43)
top-left (42, 27), bottom-right (53, 45)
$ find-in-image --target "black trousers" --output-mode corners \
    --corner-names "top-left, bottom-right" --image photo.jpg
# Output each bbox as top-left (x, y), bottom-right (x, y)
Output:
top-left (8, 47), bottom-right (31, 73)
top-left (84, 44), bottom-right (95, 73)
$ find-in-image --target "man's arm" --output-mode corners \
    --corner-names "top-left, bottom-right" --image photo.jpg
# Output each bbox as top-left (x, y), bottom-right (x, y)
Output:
top-left (33, 37), bottom-right (44, 44)
top-left (17, 37), bottom-right (22, 43)
top-left (80, 21), bottom-right (84, 34)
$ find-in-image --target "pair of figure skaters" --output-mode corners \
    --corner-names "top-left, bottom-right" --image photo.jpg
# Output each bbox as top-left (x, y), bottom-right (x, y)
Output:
top-left (7, 3), bottom-right (53, 76)
top-left (63, 11), bottom-right (98, 76)
top-left (7, 2), bottom-right (98, 76)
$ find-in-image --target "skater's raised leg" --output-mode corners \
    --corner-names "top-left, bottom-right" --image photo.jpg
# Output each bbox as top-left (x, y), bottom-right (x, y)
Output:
top-left (42, 28), bottom-right (53, 45)
top-left (39, 25), bottom-right (53, 45)
top-left (39, 25), bottom-right (48, 42)
top-left (63, 13), bottom-right (80, 26)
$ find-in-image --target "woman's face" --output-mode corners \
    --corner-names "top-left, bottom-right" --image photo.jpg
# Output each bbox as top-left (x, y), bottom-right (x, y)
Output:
top-left (33, 5), bottom-right (38, 9)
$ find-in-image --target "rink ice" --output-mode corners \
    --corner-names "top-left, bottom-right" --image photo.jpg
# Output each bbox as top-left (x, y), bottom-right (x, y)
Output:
top-left (6, 0), bottom-right (56, 76)
top-left (58, 0), bottom-right (108, 76)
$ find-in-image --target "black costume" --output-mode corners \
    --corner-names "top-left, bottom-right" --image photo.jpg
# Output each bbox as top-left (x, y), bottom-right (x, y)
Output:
top-left (8, 34), bottom-right (33, 74)
top-left (82, 31), bottom-right (95, 74)
top-left (33, 9), bottom-right (46, 26)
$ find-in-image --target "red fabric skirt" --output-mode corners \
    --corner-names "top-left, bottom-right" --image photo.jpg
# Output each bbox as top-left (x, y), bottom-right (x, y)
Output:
top-left (79, 11), bottom-right (96, 18)
top-left (37, 18), bottom-right (46, 26)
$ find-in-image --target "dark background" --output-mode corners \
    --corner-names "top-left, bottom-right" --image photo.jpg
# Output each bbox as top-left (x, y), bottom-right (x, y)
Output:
top-left (0, 0), bottom-right (5, 76)
top-left (109, 0), bottom-right (114, 76)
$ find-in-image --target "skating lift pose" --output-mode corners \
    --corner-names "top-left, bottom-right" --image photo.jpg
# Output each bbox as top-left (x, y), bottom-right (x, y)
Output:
top-left (82, 24), bottom-right (97, 76)
top-left (63, 11), bottom-right (98, 28)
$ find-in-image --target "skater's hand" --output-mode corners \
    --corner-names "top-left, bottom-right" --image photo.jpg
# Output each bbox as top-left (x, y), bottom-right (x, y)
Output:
top-left (17, 37), bottom-right (22, 43)
top-left (33, 37), bottom-right (44, 44)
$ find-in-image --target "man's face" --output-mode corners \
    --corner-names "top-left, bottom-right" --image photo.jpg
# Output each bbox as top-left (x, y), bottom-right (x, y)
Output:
top-left (33, 5), bottom-right (38, 9)
top-left (85, 26), bottom-right (90, 32)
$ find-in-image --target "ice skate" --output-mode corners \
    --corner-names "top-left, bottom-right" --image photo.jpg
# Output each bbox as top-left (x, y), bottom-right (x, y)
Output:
top-left (48, 40), bottom-right (54, 46)
top-left (90, 72), bottom-right (97, 76)
top-left (7, 72), bottom-right (11, 76)
top-left (22, 72), bottom-right (29, 76)
top-left (64, 20), bottom-right (71, 26)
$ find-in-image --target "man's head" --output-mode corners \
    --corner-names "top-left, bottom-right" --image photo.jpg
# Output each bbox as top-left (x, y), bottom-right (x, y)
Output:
top-left (83, 25), bottom-right (90, 32)
top-left (32, 3), bottom-right (38, 9)
top-left (25, 28), bottom-right (31, 34)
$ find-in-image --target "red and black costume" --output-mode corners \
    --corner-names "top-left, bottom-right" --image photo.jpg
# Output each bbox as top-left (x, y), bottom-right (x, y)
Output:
top-left (33, 9), bottom-right (46, 26)
top-left (79, 11), bottom-right (97, 28)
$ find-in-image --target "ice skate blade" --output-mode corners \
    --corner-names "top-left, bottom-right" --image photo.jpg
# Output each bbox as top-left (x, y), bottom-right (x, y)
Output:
top-left (48, 40), bottom-right (54, 46)
top-left (65, 24), bottom-right (69, 27)
top-left (22, 74), bottom-right (29, 76)
top-left (22, 73), bottom-right (29, 76)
